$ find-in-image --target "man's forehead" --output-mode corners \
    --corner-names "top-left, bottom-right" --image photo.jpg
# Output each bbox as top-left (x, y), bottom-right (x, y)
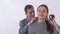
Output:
top-left (27, 8), bottom-right (34, 11)
top-left (28, 8), bottom-right (34, 10)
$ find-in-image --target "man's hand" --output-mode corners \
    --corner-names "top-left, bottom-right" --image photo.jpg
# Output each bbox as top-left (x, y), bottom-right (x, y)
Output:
top-left (30, 17), bottom-right (37, 23)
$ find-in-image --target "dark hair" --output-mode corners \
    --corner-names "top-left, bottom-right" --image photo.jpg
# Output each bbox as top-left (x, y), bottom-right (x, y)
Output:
top-left (45, 20), bottom-right (53, 34)
top-left (37, 4), bottom-right (49, 13)
top-left (24, 5), bottom-right (33, 13)
top-left (37, 4), bottom-right (53, 34)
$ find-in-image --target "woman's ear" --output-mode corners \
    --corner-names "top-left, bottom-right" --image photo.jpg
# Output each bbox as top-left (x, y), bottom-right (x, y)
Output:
top-left (45, 16), bottom-right (48, 21)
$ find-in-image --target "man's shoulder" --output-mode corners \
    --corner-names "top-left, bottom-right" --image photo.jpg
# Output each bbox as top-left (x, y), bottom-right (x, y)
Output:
top-left (20, 18), bottom-right (27, 22)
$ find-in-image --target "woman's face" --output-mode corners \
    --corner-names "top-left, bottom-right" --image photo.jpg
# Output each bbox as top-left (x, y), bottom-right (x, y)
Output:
top-left (37, 6), bottom-right (48, 19)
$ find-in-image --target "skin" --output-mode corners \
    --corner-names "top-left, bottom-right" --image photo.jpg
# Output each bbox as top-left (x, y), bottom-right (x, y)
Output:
top-left (25, 7), bottom-right (37, 23)
top-left (37, 6), bottom-right (60, 34)
top-left (25, 7), bottom-right (35, 20)
top-left (37, 6), bottom-right (48, 23)
top-left (51, 16), bottom-right (60, 34)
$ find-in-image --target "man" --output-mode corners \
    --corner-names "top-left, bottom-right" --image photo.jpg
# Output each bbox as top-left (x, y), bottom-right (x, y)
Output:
top-left (19, 4), bottom-right (35, 34)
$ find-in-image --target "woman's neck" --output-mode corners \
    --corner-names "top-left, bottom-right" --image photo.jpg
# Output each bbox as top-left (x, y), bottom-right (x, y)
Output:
top-left (37, 18), bottom-right (45, 23)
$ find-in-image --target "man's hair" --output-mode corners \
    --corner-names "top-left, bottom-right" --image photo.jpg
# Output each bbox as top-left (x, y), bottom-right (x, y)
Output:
top-left (24, 5), bottom-right (33, 13)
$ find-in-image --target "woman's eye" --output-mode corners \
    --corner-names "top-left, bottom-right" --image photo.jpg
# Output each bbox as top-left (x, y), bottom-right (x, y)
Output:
top-left (43, 11), bottom-right (45, 12)
top-left (43, 10), bottom-right (46, 13)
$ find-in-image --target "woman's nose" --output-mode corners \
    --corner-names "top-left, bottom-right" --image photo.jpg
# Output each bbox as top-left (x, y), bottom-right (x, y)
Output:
top-left (40, 12), bottom-right (43, 14)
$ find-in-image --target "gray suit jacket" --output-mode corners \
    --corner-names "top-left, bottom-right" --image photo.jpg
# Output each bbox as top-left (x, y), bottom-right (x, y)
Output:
top-left (19, 17), bottom-right (30, 34)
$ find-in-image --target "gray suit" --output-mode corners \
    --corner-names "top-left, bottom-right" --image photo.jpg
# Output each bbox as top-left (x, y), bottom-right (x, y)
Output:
top-left (19, 17), bottom-right (30, 34)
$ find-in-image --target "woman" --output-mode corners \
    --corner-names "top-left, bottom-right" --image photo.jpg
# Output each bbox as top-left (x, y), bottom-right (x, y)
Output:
top-left (28, 4), bottom-right (60, 34)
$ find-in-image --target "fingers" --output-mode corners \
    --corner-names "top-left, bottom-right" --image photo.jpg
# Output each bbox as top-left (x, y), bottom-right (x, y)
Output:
top-left (30, 17), bottom-right (37, 23)
top-left (49, 14), bottom-right (55, 21)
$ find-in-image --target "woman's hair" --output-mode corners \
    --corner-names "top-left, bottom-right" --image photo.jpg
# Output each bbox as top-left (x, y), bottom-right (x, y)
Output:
top-left (37, 4), bottom-right (53, 34)
top-left (37, 4), bottom-right (49, 13)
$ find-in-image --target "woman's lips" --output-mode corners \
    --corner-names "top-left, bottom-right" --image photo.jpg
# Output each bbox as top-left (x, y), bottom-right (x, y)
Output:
top-left (39, 15), bottom-right (44, 16)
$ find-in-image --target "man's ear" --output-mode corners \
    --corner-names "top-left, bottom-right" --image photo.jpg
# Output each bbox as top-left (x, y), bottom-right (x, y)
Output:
top-left (25, 12), bottom-right (27, 15)
top-left (25, 12), bottom-right (28, 16)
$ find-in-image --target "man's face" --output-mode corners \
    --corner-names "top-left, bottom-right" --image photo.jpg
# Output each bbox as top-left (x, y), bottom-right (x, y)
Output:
top-left (26, 7), bottom-right (35, 19)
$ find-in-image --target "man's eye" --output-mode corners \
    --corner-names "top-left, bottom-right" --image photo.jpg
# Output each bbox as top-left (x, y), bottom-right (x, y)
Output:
top-left (39, 11), bottom-right (41, 12)
top-left (38, 10), bottom-right (41, 12)
top-left (30, 12), bottom-right (32, 14)
top-left (32, 11), bottom-right (34, 13)
top-left (30, 11), bottom-right (34, 14)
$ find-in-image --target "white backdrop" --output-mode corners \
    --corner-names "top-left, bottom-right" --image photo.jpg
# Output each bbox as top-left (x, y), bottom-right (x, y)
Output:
top-left (0, 0), bottom-right (60, 34)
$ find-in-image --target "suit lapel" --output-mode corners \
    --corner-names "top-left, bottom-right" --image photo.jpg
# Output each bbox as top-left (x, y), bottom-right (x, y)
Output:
top-left (25, 17), bottom-right (30, 24)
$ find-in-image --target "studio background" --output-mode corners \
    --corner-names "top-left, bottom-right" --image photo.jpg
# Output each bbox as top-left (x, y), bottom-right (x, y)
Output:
top-left (0, 0), bottom-right (60, 34)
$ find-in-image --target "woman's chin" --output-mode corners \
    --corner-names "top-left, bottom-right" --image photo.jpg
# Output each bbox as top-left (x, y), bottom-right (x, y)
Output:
top-left (38, 17), bottom-right (45, 19)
